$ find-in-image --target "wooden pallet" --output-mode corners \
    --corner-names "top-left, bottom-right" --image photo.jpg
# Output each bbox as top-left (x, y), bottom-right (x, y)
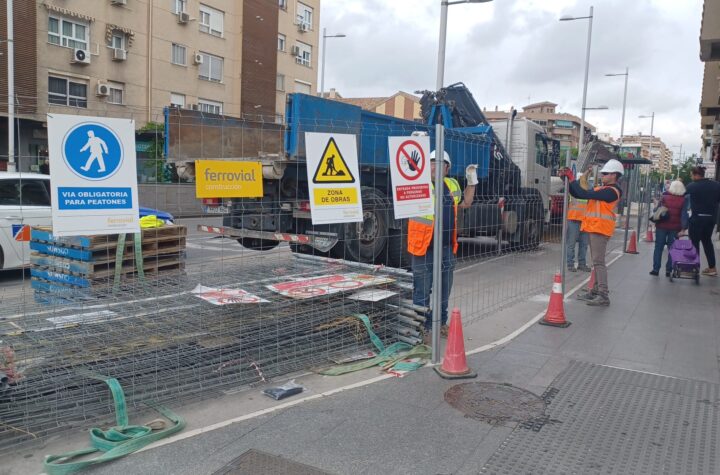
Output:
top-left (31, 254), bottom-right (185, 280)
top-left (30, 225), bottom-right (187, 250)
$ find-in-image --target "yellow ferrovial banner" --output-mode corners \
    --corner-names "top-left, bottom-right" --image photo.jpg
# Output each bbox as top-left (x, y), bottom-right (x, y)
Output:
top-left (195, 160), bottom-right (263, 198)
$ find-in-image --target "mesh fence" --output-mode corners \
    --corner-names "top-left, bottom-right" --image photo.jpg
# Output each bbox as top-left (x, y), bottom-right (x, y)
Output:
top-left (0, 100), bottom-right (642, 452)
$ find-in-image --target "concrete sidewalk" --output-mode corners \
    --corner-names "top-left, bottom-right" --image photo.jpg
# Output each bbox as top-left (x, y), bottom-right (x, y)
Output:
top-left (63, 238), bottom-right (720, 475)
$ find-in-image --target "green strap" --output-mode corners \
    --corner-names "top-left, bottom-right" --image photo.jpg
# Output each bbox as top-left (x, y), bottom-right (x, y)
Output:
top-left (351, 314), bottom-right (385, 352)
top-left (44, 374), bottom-right (185, 475)
top-left (133, 232), bottom-right (145, 281)
top-left (113, 233), bottom-right (126, 291)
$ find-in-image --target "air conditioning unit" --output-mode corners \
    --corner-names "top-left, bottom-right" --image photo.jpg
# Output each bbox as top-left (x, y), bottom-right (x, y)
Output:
top-left (290, 46), bottom-right (300, 56)
top-left (71, 48), bottom-right (91, 65)
top-left (193, 53), bottom-right (204, 65)
top-left (177, 11), bottom-right (190, 24)
top-left (112, 48), bottom-right (127, 61)
top-left (97, 83), bottom-right (110, 96)
top-left (111, 0), bottom-right (127, 5)
top-left (298, 22), bottom-right (310, 32)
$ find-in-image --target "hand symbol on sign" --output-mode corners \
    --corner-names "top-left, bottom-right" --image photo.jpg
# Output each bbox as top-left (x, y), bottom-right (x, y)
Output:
top-left (408, 151), bottom-right (421, 172)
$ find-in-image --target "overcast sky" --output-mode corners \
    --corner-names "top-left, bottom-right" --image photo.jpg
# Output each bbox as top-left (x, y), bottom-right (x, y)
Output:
top-left (319, 0), bottom-right (704, 159)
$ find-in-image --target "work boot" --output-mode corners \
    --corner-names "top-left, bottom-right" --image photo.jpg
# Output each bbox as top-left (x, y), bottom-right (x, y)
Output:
top-left (701, 267), bottom-right (718, 277)
top-left (586, 294), bottom-right (610, 306)
top-left (649, 270), bottom-right (659, 276)
top-left (567, 265), bottom-right (577, 272)
top-left (577, 265), bottom-right (592, 272)
top-left (576, 289), bottom-right (596, 301)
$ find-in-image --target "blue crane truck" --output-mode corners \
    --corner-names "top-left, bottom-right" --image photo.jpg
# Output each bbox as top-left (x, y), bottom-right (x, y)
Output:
top-left (200, 83), bottom-right (559, 267)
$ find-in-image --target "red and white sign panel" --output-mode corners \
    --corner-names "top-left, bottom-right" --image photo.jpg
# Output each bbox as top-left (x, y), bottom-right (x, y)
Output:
top-left (266, 273), bottom-right (395, 300)
top-left (388, 136), bottom-right (434, 219)
top-left (191, 285), bottom-right (269, 305)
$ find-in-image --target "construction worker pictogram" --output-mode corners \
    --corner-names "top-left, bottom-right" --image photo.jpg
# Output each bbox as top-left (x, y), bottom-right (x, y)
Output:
top-left (312, 137), bottom-right (356, 184)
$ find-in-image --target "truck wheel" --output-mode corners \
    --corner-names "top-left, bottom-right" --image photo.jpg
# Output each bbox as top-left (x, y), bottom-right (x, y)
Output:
top-left (386, 221), bottom-right (412, 270)
top-left (341, 187), bottom-right (389, 263)
top-left (238, 238), bottom-right (279, 251)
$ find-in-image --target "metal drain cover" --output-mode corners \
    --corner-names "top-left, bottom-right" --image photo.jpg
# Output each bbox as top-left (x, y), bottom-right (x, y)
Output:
top-left (445, 382), bottom-right (546, 425)
top-left (213, 449), bottom-right (333, 475)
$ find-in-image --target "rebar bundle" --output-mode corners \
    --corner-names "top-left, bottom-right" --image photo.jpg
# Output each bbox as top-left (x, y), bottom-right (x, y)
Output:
top-left (0, 253), bottom-right (421, 452)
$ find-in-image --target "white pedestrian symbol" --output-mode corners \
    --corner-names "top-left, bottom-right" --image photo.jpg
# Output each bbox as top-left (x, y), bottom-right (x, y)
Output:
top-left (79, 130), bottom-right (109, 173)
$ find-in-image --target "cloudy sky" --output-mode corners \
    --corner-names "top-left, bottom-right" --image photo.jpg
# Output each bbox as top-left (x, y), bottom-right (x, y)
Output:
top-left (319, 0), bottom-right (704, 158)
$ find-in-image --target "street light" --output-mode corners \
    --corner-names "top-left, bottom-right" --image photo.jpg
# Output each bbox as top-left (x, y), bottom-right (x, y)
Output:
top-left (583, 106), bottom-right (608, 110)
top-left (559, 6), bottom-right (594, 165)
top-left (436, 0), bottom-right (493, 90)
top-left (605, 68), bottom-right (629, 146)
top-left (637, 113), bottom-right (655, 238)
top-left (319, 29), bottom-right (346, 97)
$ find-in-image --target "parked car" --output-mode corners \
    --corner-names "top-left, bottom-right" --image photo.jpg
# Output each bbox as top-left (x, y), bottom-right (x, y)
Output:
top-left (0, 172), bottom-right (173, 270)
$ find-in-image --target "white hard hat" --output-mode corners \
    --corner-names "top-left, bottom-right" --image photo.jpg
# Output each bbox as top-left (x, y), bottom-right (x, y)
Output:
top-left (600, 159), bottom-right (624, 176)
top-left (430, 150), bottom-right (451, 166)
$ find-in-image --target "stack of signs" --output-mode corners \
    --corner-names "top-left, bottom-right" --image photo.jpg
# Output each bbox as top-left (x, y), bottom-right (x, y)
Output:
top-left (305, 133), bottom-right (363, 225)
top-left (47, 114), bottom-right (140, 236)
top-left (388, 136), bottom-right (434, 219)
top-left (266, 273), bottom-right (395, 300)
top-left (191, 284), bottom-right (269, 305)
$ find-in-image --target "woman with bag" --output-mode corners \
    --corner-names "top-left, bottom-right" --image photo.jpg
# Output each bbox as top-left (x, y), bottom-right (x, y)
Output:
top-left (650, 180), bottom-right (689, 276)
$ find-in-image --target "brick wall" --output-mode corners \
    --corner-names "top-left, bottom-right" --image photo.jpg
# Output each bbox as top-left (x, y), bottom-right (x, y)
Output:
top-left (240, 0), bottom-right (279, 117)
top-left (0, 0), bottom-right (37, 115)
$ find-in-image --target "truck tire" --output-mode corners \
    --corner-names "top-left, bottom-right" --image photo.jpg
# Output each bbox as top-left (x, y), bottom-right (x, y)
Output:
top-left (238, 238), bottom-right (279, 251)
top-left (386, 221), bottom-right (412, 270)
top-left (340, 187), bottom-right (389, 263)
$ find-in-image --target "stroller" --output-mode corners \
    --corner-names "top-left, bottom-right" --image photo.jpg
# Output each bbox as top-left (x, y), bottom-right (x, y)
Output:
top-left (668, 236), bottom-right (700, 285)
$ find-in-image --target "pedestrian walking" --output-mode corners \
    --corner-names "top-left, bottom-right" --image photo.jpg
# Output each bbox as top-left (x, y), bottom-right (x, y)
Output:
top-left (649, 180), bottom-right (689, 277)
top-left (566, 190), bottom-right (591, 273)
top-left (408, 150), bottom-right (475, 343)
top-left (560, 159), bottom-right (624, 306)
top-left (685, 166), bottom-right (720, 276)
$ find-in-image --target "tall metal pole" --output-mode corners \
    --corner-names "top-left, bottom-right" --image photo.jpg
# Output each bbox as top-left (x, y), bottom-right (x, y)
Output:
top-left (577, 6), bottom-right (593, 164)
top-left (319, 28), bottom-right (327, 97)
top-left (436, 2), bottom-right (449, 90)
top-left (623, 166), bottom-right (635, 252)
top-left (431, 124), bottom-right (445, 363)
top-left (619, 67), bottom-right (628, 144)
top-left (638, 113), bottom-right (654, 235)
top-left (560, 149), bottom-right (571, 293)
top-left (6, 0), bottom-right (16, 172)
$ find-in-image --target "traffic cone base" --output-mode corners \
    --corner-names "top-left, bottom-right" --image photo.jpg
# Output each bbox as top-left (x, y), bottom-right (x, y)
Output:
top-left (625, 230), bottom-right (639, 254)
top-left (435, 308), bottom-right (477, 380)
top-left (539, 273), bottom-right (571, 328)
top-left (645, 228), bottom-right (654, 242)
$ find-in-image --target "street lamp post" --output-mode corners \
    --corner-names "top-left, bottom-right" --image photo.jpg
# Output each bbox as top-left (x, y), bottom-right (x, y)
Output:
top-left (605, 68), bottom-right (629, 145)
top-left (638, 113), bottom-right (655, 236)
top-left (560, 6), bottom-right (594, 168)
top-left (319, 28), bottom-right (346, 97)
top-left (6, 0), bottom-right (15, 172)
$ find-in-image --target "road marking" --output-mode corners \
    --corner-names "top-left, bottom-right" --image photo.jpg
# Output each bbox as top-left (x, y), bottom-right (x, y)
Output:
top-left (138, 252), bottom-right (625, 452)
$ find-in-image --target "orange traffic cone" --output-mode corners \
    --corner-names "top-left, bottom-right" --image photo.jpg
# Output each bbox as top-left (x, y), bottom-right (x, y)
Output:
top-left (539, 273), bottom-right (571, 328)
top-left (645, 227), bottom-right (654, 242)
top-left (435, 308), bottom-right (477, 379)
top-left (625, 230), bottom-right (639, 254)
top-left (587, 268), bottom-right (596, 292)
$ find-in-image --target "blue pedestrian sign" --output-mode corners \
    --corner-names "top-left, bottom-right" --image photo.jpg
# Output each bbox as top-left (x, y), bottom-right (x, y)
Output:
top-left (48, 114), bottom-right (140, 237)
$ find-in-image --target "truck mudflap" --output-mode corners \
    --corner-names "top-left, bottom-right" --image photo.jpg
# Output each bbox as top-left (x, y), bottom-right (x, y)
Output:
top-left (197, 225), bottom-right (339, 253)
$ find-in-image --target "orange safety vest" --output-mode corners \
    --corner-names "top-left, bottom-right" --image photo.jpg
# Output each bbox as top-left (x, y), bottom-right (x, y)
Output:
top-left (567, 196), bottom-right (587, 221)
top-left (581, 186), bottom-right (621, 237)
top-left (407, 178), bottom-right (462, 256)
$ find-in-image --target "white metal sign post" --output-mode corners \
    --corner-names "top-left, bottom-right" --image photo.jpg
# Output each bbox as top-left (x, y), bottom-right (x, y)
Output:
top-left (305, 132), bottom-right (363, 225)
top-left (388, 136), bottom-right (434, 219)
top-left (48, 114), bottom-right (140, 236)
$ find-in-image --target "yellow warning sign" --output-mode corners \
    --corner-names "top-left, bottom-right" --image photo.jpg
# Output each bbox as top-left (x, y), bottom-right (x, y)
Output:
top-left (313, 187), bottom-right (359, 206)
top-left (312, 137), bottom-right (356, 183)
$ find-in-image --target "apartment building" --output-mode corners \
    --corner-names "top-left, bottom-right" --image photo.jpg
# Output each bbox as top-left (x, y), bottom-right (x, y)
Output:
top-left (619, 134), bottom-right (672, 173)
top-left (700, 0), bottom-right (720, 178)
top-left (322, 89), bottom-right (422, 121)
top-left (485, 102), bottom-right (596, 154)
top-left (276, 0), bottom-right (320, 122)
top-left (1, 0), bottom-right (320, 171)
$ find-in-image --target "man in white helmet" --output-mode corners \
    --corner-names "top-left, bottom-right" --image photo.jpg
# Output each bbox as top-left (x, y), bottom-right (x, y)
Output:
top-left (560, 158), bottom-right (624, 306)
top-left (407, 150), bottom-right (476, 342)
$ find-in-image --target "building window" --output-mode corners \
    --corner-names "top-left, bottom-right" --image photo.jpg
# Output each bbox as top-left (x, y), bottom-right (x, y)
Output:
top-left (278, 34), bottom-right (286, 52)
top-left (110, 32), bottom-right (125, 50)
top-left (296, 2), bottom-right (313, 29)
top-left (294, 80), bottom-right (312, 95)
top-left (199, 4), bottom-right (224, 37)
top-left (170, 93), bottom-right (186, 108)
top-left (107, 81), bottom-right (124, 105)
top-left (174, 0), bottom-right (186, 13)
top-left (276, 74), bottom-right (285, 91)
top-left (296, 41), bottom-right (312, 67)
top-left (279, 0), bottom-right (287, 10)
top-left (48, 15), bottom-right (89, 50)
top-left (171, 43), bottom-right (187, 65)
top-left (48, 76), bottom-right (87, 108)
top-left (198, 99), bottom-right (222, 115)
top-left (198, 52), bottom-right (224, 82)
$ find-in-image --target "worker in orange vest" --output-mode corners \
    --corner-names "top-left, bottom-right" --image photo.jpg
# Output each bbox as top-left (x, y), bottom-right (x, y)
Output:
top-left (408, 150), bottom-right (476, 342)
top-left (566, 191), bottom-right (590, 272)
top-left (560, 159), bottom-right (624, 306)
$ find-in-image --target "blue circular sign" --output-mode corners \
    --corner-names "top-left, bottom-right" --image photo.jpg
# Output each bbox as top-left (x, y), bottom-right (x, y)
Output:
top-left (62, 123), bottom-right (124, 181)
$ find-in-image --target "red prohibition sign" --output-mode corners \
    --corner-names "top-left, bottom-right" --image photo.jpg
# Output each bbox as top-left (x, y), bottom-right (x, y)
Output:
top-left (396, 140), bottom-right (425, 181)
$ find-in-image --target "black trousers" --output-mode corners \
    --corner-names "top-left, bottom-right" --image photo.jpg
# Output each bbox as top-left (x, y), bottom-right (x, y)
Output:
top-left (689, 216), bottom-right (717, 268)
